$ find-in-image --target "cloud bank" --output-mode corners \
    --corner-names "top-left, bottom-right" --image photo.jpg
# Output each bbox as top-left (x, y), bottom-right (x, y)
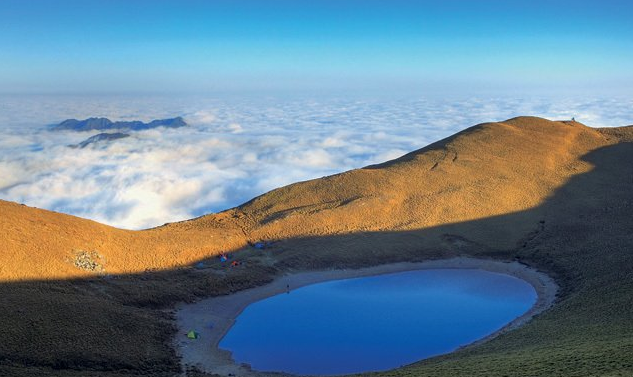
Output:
top-left (0, 95), bottom-right (631, 229)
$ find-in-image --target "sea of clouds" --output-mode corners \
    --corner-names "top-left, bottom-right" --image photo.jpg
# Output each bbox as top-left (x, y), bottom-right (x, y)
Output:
top-left (0, 94), bottom-right (631, 229)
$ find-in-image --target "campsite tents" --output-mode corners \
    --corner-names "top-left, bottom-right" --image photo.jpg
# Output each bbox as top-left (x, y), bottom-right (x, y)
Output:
top-left (187, 330), bottom-right (199, 340)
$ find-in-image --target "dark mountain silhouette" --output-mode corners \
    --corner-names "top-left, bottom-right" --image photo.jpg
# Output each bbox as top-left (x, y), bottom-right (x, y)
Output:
top-left (53, 116), bottom-right (187, 131)
top-left (70, 132), bottom-right (130, 149)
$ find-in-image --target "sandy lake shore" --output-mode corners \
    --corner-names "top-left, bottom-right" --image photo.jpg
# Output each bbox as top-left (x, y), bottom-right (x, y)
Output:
top-left (174, 257), bottom-right (558, 376)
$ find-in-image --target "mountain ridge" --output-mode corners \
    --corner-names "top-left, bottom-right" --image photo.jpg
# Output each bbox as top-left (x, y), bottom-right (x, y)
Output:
top-left (0, 116), bottom-right (627, 281)
top-left (70, 132), bottom-right (130, 148)
top-left (52, 116), bottom-right (187, 131)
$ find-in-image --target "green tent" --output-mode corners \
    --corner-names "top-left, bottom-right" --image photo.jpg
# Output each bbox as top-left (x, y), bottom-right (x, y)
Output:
top-left (187, 330), bottom-right (199, 340)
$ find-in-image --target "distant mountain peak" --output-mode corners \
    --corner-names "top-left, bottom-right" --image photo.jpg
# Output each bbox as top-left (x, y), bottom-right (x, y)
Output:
top-left (69, 132), bottom-right (130, 149)
top-left (53, 116), bottom-right (187, 131)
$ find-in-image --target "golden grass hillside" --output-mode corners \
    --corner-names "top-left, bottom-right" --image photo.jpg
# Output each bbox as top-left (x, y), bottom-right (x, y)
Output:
top-left (0, 116), bottom-right (617, 280)
top-left (1, 116), bottom-right (632, 376)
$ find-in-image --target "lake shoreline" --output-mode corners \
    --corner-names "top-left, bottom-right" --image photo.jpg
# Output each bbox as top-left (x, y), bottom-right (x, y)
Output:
top-left (174, 257), bottom-right (558, 376)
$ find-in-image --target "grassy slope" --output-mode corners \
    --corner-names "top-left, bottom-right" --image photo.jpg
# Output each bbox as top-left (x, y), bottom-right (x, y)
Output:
top-left (1, 117), bottom-right (632, 376)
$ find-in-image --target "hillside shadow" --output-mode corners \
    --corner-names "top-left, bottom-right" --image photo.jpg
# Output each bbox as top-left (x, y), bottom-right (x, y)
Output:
top-left (2, 142), bottom-right (633, 376)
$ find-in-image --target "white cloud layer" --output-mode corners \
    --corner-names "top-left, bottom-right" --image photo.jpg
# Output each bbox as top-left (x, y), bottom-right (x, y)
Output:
top-left (0, 94), bottom-right (631, 229)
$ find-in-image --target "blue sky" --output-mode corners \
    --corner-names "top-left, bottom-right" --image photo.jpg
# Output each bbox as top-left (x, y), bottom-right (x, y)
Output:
top-left (0, 0), bottom-right (632, 94)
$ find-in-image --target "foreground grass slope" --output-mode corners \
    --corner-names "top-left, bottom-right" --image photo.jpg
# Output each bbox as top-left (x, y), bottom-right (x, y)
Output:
top-left (1, 116), bottom-right (632, 376)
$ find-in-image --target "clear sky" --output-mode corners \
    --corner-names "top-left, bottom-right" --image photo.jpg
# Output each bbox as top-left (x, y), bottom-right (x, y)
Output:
top-left (1, 0), bottom-right (631, 95)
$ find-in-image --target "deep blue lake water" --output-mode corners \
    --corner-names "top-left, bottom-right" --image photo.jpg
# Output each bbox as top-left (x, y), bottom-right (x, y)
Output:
top-left (219, 269), bottom-right (536, 375)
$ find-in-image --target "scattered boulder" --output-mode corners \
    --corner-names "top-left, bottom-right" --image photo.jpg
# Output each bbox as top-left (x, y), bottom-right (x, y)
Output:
top-left (71, 250), bottom-right (105, 273)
